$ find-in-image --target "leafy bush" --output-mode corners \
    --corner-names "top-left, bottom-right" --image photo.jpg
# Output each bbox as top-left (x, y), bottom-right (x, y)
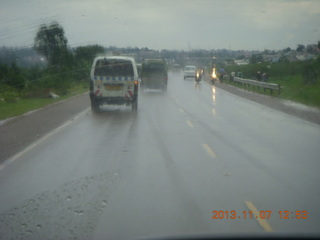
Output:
top-left (0, 84), bottom-right (20, 102)
top-left (226, 59), bottom-right (317, 81)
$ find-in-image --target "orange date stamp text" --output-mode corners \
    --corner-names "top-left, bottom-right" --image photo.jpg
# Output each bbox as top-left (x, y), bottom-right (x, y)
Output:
top-left (211, 210), bottom-right (308, 220)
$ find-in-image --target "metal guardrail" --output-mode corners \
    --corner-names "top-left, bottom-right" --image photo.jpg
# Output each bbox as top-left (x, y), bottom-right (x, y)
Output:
top-left (232, 77), bottom-right (281, 94)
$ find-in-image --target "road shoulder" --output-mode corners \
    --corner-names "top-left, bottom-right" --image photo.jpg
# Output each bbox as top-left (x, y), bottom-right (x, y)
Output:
top-left (204, 75), bottom-right (320, 126)
top-left (0, 92), bottom-right (90, 163)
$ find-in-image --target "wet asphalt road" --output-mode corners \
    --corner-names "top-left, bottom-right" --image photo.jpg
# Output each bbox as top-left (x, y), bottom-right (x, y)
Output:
top-left (0, 72), bottom-right (320, 240)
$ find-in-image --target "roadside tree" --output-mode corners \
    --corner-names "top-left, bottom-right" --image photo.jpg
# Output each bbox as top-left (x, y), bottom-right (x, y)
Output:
top-left (33, 22), bottom-right (72, 67)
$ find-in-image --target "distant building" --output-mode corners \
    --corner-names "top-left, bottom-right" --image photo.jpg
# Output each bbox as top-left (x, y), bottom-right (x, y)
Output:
top-left (234, 59), bottom-right (249, 65)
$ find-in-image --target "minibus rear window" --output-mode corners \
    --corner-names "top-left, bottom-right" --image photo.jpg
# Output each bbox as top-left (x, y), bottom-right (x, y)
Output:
top-left (94, 59), bottom-right (134, 77)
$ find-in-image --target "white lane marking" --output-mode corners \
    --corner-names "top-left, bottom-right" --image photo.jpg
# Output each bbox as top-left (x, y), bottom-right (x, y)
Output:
top-left (202, 143), bottom-right (217, 158)
top-left (0, 107), bottom-right (90, 171)
top-left (245, 201), bottom-right (273, 232)
top-left (179, 108), bottom-right (185, 113)
top-left (186, 120), bottom-right (194, 128)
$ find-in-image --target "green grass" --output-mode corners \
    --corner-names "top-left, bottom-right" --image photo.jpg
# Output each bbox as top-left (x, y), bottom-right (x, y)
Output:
top-left (225, 75), bottom-right (320, 108)
top-left (224, 58), bottom-right (320, 108)
top-left (271, 76), bottom-right (320, 107)
top-left (0, 85), bottom-right (88, 121)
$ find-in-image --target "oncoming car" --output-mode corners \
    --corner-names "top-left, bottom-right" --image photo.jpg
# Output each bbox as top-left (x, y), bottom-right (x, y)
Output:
top-left (183, 65), bottom-right (197, 80)
top-left (89, 56), bottom-right (139, 111)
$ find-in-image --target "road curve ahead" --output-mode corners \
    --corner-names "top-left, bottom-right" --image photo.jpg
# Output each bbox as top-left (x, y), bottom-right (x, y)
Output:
top-left (0, 71), bottom-right (319, 240)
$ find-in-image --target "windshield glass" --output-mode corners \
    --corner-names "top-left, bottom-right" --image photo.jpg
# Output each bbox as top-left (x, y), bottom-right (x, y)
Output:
top-left (94, 59), bottom-right (134, 77)
top-left (0, 0), bottom-right (320, 240)
top-left (185, 66), bottom-right (197, 71)
top-left (142, 61), bottom-right (166, 73)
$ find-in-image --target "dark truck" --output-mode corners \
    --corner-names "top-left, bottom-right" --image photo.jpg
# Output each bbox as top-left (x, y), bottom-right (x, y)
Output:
top-left (140, 58), bottom-right (168, 91)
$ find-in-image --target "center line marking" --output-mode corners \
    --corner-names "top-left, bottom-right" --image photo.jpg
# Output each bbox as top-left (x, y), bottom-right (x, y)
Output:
top-left (202, 144), bottom-right (216, 158)
top-left (245, 201), bottom-right (273, 232)
top-left (186, 120), bottom-right (194, 128)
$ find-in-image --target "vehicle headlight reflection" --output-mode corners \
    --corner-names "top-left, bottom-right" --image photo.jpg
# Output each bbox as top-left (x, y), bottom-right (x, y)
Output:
top-left (212, 86), bottom-right (216, 103)
top-left (212, 86), bottom-right (216, 114)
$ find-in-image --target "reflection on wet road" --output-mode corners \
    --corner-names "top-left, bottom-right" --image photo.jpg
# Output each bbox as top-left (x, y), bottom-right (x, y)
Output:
top-left (0, 72), bottom-right (320, 239)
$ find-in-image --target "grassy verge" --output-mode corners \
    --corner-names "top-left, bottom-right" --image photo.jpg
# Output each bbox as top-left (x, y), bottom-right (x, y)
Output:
top-left (223, 58), bottom-right (320, 108)
top-left (0, 85), bottom-right (88, 121)
top-left (271, 76), bottom-right (320, 107)
top-left (224, 75), bottom-right (320, 108)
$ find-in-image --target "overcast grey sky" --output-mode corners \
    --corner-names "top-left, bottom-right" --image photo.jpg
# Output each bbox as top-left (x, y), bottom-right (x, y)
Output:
top-left (1, 0), bottom-right (319, 51)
